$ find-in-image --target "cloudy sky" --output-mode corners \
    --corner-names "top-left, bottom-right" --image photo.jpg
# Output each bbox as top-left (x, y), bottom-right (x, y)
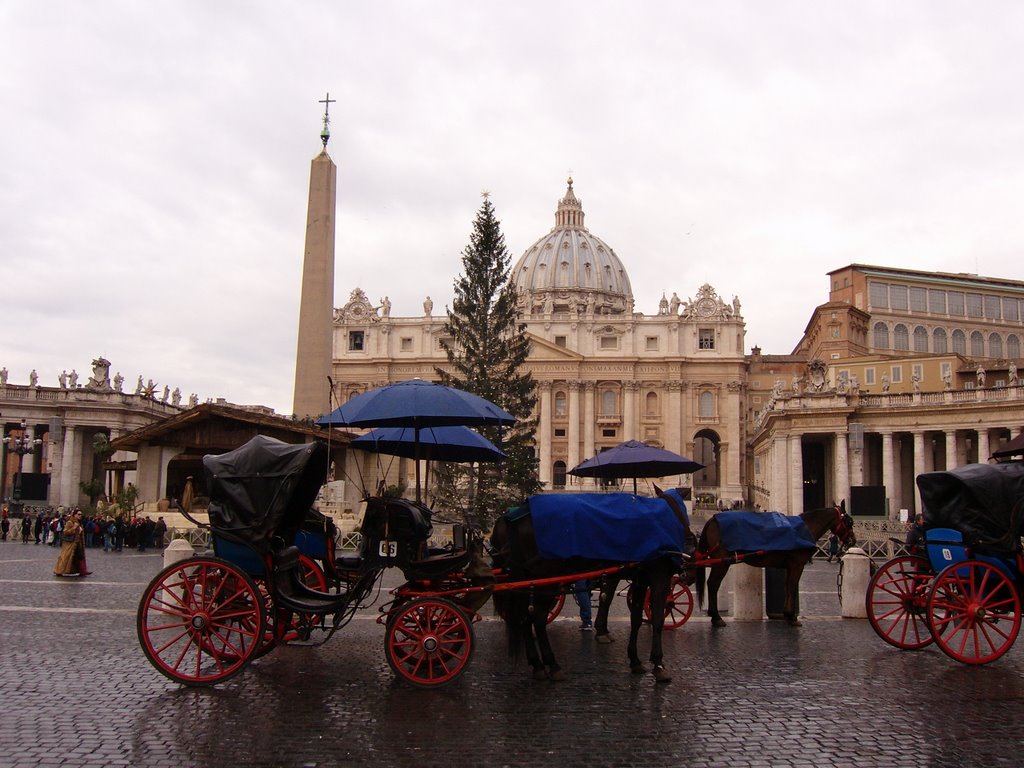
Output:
top-left (3, 2), bottom-right (1023, 415)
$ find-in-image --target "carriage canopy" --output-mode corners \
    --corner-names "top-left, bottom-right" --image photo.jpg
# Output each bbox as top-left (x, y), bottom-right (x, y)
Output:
top-left (917, 462), bottom-right (1024, 555)
top-left (203, 435), bottom-right (329, 550)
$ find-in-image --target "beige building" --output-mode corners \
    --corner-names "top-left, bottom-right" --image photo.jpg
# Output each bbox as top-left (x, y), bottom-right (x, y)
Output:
top-left (329, 181), bottom-right (749, 505)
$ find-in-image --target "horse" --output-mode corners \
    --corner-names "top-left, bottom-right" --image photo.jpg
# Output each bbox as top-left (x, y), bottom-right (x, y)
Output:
top-left (694, 501), bottom-right (855, 627)
top-left (489, 488), bottom-right (691, 683)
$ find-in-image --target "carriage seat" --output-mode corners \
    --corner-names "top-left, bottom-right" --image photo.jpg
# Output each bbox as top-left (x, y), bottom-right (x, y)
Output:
top-left (271, 545), bottom-right (350, 615)
top-left (402, 548), bottom-right (473, 580)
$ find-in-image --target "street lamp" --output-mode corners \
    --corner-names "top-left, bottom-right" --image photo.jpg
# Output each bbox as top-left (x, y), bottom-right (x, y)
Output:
top-left (3, 420), bottom-right (42, 517)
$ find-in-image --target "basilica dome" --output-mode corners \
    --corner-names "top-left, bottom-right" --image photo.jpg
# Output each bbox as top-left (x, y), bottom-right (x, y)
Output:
top-left (511, 179), bottom-right (634, 317)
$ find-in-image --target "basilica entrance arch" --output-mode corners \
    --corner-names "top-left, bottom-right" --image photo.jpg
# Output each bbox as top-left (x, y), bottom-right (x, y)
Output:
top-left (693, 429), bottom-right (720, 496)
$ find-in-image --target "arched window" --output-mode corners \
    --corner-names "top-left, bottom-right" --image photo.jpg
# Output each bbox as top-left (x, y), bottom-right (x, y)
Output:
top-left (971, 331), bottom-right (985, 358)
top-left (1008, 335), bottom-right (1020, 359)
top-left (554, 390), bottom-right (567, 417)
top-left (553, 461), bottom-right (567, 489)
top-left (645, 391), bottom-right (659, 416)
top-left (873, 322), bottom-right (890, 349)
top-left (893, 324), bottom-right (909, 351)
top-left (989, 333), bottom-right (1003, 359)
top-left (952, 329), bottom-right (966, 355)
top-left (933, 327), bottom-right (948, 354)
top-left (600, 389), bottom-right (617, 416)
top-left (913, 326), bottom-right (928, 352)
top-left (699, 390), bottom-right (715, 418)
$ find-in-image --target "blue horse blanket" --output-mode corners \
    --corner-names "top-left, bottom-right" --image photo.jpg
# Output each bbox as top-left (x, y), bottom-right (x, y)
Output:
top-left (524, 492), bottom-right (688, 562)
top-left (715, 511), bottom-right (816, 552)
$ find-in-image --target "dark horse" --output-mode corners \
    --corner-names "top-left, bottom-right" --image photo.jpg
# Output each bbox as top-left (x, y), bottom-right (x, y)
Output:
top-left (695, 502), bottom-right (855, 627)
top-left (490, 489), bottom-right (691, 683)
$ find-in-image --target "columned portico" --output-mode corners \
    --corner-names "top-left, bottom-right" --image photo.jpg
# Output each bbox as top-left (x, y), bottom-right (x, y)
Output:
top-left (789, 434), bottom-right (803, 517)
top-left (834, 432), bottom-right (850, 508)
top-left (881, 430), bottom-right (895, 520)
top-left (913, 431), bottom-right (926, 514)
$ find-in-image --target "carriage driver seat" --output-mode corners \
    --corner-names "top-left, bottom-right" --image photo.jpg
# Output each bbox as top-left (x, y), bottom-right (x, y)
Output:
top-left (270, 543), bottom-right (351, 615)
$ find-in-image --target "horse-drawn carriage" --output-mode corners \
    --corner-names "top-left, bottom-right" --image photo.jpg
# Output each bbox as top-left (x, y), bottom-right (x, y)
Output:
top-left (866, 461), bottom-right (1024, 664)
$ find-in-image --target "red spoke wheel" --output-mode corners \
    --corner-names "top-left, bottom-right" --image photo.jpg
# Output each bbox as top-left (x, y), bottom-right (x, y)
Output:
top-left (546, 592), bottom-right (565, 624)
top-left (644, 576), bottom-right (694, 629)
top-left (137, 556), bottom-right (265, 686)
top-left (385, 597), bottom-right (474, 688)
top-left (927, 560), bottom-right (1021, 665)
top-left (866, 555), bottom-right (934, 650)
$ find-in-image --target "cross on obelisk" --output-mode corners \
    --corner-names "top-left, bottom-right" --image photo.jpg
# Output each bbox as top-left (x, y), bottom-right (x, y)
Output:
top-left (319, 92), bottom-right (336, 148)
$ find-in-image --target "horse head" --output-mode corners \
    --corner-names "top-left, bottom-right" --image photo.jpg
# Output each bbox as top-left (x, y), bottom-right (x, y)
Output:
top-left (832, 500), bottom-right (857, 548)
top-left (653, 484), bottom-right (698, 556)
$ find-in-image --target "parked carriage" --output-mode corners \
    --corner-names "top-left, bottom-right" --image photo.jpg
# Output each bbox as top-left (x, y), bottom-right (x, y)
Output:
top-left (866, 462), bottom-right (1024, 664)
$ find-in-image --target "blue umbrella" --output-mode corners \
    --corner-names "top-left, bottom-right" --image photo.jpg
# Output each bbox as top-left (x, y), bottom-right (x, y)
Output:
top-left (569, 440), bottom-right (704, 493)
top-left (351, 426), bottom-right (507, 463)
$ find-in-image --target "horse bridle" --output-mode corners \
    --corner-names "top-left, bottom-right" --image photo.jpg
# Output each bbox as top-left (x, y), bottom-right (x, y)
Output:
top-left (833, 506), bottom-right (855, 545)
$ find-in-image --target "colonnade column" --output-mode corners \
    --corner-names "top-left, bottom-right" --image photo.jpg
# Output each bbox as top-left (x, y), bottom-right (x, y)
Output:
top-left (881, 430), bottom-right (895, 520)
top-left (582, 382), bottom-right (596, 488)
top-left (57, 426), bottom-right (81, 507)
top-left (538, 382), bottom-right (552, 487)
top-left (666, 381), bottom-right (682, 456)
top-left (789, 434), bottom-right (803, 516)
top-left (913, 431), bottom-right (926, 515)
top-left (834, 432), bottom-right (850, 508)
top-left (567, 381), bottom-right (581, 479)
top-left (977, 428), bottom-right (991, 464)
top-left (771, 434), bottom-right (788, 512)
top-left (945, 430), bottom-right (957, 471)
top-left (623, 381), bottom-right (638, 441)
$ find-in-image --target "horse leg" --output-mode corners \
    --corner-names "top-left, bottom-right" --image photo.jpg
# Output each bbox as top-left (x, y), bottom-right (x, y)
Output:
top-left (625, 580), bottom-right (646, 674)
top-left (707, 564), bottom-right (729, 627)
top-left (594, 576), bottom-right (618, 645)
top-left (783, 563), bottom-right (807, 626)
top-left (645, 568), bottom-right (672, 683)
top-left (531, 595), bottom-right (565, 681)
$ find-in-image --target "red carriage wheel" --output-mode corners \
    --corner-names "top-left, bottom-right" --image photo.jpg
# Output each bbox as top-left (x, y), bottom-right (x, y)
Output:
top-left (644, 576), bottom-right (694, 629)
top-left (137, 556), bottom-right (265, 686)
top-left (927, 560), bottom-right (1021, 665)
top-left (385, 597), bottom-right (474, 687)
top-left (547, 592), bottom-right (566, 624)
top-left (866, 555), bottom-right (933, 650)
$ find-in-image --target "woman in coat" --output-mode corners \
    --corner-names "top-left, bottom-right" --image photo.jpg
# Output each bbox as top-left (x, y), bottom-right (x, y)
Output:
top-left (54, 512), bottom-right (90, 577)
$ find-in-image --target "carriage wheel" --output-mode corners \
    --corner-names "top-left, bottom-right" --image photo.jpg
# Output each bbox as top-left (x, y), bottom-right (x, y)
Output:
top-left (137, 556), bottom-right (265, 686)
top-left (927, 560), bottom-right (1021, 665)
top-left (643, 576), bottom-right (694, 629)
top-left (251, 555), bottom-right (330, 656)
top-left (866, 555), bottom-right (933, 650)
top-left (385, 597), bottom-right (474, 687)
top-left (547, 592), bottom-right (566, 624)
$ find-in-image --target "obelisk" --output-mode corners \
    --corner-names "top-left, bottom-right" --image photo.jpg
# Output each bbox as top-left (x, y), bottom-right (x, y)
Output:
top-left (292, 94), bottom-right (337, 419)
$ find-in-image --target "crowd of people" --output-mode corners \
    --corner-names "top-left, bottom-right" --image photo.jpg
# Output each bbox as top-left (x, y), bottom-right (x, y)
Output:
top-left (0, 506), bottom-right (168, 577)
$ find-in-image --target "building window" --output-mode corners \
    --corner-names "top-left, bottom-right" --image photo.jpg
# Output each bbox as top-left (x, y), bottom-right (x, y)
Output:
top-left (438, 336), bottom-right (453, 350)
top-left (966, 293), bottom-right (983, 318)
top-left (929, 289), bottom-right (947, 314)
top-left (869, 281), bottom-right (888, 309)
top-left (951, 329), bottom-right (966, 354)
top-left (553, 461), bottom-right (567, 489)
top-left (891, 366), bottom-right (903, 384)
top-left (1004, 298), bottom-right (1020, 322)
top-left (698, 390), bottom-right (715, 418)
top-left (554, 335), bottom-right (567, 347)
top-left (554, 428), bottom-right (566, 437)
top-left (698, 329), bottom-right (715, 350)
top-left (865, 368), bottom-right (876, 385)
top-left (990, 333), bottom-right (1003, 358)
top-left (941, 362), bottom-right (952, 380)
top-left (893, 324), bottom-right (909, 351)
top-left (645, 391), bottom-right (658, 416)
top-left (985, 295), bottom-right (1002, 320)
top-left (873, 322), bottom-right (889, 349)
top-left (970, 331), bottom-right (984, 357)
top-left (910, 287), bottom-right (927, 312)
top-left (600, 335), bottom-right (618, 350)
top-left (645, 336), bottom-right (659, 351)
top-left (601, 428), bottom-right (617, 438)
top-left (400, 337), bottom-right (413, 352)
top-left (1008, 335), bottom-right (1021, 359)
top-left (913, 325), bottom-right (928, 352)
top-left (890, 285), bottom-right (908, 310)
top-left (554, 391), bottom-right (567, 417)
top-left (348, 331), bottom-right (364, 351)
top-left (600, 390), bottom-right (617, 416)
top-left (933, 327), bottom-right (948, 354)
top-left (948, 292), bottom-right (965, 316)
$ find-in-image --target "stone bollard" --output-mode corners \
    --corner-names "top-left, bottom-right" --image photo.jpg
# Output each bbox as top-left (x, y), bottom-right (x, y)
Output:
top-left (163, 538), bottom-right (194, 569)
top-left (732, 564), bottom-right (765, 621)
top-left (840, 547), bottom-right (871, 618)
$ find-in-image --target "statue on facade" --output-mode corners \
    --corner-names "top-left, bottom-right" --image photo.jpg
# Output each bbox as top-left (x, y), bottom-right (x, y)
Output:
top-left (85, 357), bottom-right (112, 391)
top-left (189, 393), bottom-right (199, 407)
top-left (669, 292), bottom-right (681, 315)
top-left (881, 374), bottom-right (890, 392)
top-left (1010, 361), bottom-right (1018, 386)
top-left (0, 367), bottom-right (7, 385)
top-left (29, 369), bottom-right (38, 387)
top-left (161, 385), bottom-right (170, 403)
top-left (380, 296), bottom-right (391, 318)
top-left (543, 294), bottom-right (553, 315)
top-left (171, 387), bottom-right (181, 406)
top-left (850, 374), bottom-right (860, 393)
top-left (113, 372), bottom-right (124, 392)
top-left (423, 296), bottom-right (433, 316)
top-left (942, 370), bottom-right (952, 390)
top-left (68, 369), bottom-right (78, 388)
top-left (586, 292), bottom-right (595, 315)
top-left (135, 375), bottom-right (144, 395)
top-left (792, 375), bottom-right (802, 395)
top-left (912, 372), bottom-right (921, 393)
top-left (976, 364), bottom-right (986, 388)
top-left (733, 296), bottom-right (742, 317)
top-left (772, 379), bottom-right (784, 397)
top-left (59, 370), bottom-right (68, 389)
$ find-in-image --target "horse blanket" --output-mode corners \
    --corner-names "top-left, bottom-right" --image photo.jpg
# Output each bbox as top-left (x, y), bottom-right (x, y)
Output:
top-left (523, 492), bottom-right (687, 562)
top-left (715, 511), bottom-right (816, 552)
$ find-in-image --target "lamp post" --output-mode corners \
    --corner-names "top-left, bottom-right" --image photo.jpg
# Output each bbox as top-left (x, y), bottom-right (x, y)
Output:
top-left (3, 420), bottom-right (42, 517)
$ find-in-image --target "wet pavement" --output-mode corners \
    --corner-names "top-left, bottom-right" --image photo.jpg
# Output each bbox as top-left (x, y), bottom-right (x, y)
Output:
top-left (1, 542), bottom-right (1022, 768)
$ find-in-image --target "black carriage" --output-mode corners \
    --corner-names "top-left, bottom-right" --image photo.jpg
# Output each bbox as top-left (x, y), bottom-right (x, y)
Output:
top-left (866, 461), bottom-right (1024, 664)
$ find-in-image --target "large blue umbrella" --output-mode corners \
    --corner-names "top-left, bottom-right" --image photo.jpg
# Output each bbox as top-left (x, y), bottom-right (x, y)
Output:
top-left (569, 440), bottom-right (704, 493)
top-left (351, 426), bottom-right (507, 463)
top-left (317, 379), bottom-right (516, 500)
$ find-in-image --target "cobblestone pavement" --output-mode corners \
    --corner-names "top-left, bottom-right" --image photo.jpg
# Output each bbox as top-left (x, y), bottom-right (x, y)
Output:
top-left (1, 542), bottom-right (1022, 768)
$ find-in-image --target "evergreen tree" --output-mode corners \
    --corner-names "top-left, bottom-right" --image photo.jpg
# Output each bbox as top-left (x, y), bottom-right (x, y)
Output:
top-left (434, 194), bottom-right (540, 527)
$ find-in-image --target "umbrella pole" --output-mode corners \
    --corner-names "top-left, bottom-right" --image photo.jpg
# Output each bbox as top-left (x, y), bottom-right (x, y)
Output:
top-left (414, 425), bottom-right (422, 504)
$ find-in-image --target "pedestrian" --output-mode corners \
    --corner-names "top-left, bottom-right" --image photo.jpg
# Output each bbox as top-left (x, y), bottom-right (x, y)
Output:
top-left (153, 516), bottom-right (167, 549)
top-left (826, 533), bottom-right (839, 562)
top-left (103, 519), bottom-right (116, 552)
top-left (54, 511), bottom-right (90, 577)
top-left (905, 513), bottom-right (926, 552)
top-left (33, 512), bottom-right (44, 544)
top-left (0, 512), bottom-right (9, 542)
top-left (21, 515), bottom-right (31, 543)
top-left (574, 579), bottom-right (593, 631)
top-left (41, 514), bottom-right (51, 545)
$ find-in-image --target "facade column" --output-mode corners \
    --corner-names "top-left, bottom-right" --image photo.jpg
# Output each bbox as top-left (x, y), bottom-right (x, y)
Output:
top-left (881, 430), bottom-right (895, 520)
top-left (582, 382), bottom-right (596, 488)
top-left (977, 427), bottom-right (991, 464)
top-left (57, 426), bottom-right (81, 507)
top-left (945, 430), bottom-right (957, 471)
top-left (567, 381), bottom-right (581, 481)
top-left (789, 434), bottom-right (803, 516)
top-left (771, 434), bottom-right (788, 512)
top-left (834, 432), bottom-right (850, 509)
top-left (913, 430), bottom-right (926, 515)
top-left (666, 381), bottom-right (682, 456)
top-left (538, 382), bottom-right (552, 487)
top-left (623, 381), bottom-right (638, 441)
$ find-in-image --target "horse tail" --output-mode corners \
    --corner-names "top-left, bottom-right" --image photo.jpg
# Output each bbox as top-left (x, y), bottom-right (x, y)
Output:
top-left (695, 562), bottom-right (706, 611)
top-left (493, 592), bottom-right (526, 661)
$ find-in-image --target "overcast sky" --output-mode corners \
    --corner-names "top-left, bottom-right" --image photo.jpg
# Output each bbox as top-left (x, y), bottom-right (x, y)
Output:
top-left (3, 2), bottom-right (1023, 415)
